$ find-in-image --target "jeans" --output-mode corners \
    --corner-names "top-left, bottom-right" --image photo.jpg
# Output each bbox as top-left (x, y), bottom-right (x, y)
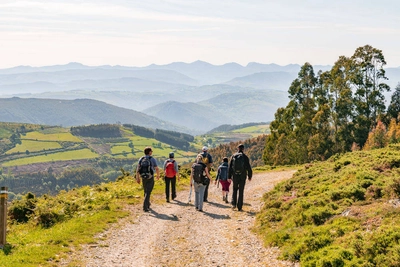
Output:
top-left (194, 182), bottom-right (206, 210)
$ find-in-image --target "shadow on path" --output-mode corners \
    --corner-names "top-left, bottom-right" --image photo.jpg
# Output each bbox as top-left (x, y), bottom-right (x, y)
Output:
top-left (148, 209), bottom-right (179, 221)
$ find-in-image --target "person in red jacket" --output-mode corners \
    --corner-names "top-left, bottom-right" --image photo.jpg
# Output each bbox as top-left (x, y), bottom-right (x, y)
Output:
top-left (163, 152), bottom-right (180, 202)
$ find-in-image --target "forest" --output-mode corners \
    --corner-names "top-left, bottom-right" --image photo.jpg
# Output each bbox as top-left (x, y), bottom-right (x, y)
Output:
top-left (263, 45), bottom-right (400, 166)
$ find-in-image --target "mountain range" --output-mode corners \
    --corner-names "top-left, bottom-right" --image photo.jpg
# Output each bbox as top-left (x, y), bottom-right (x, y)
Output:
top-left (0, 61), bottom-right (399, 134)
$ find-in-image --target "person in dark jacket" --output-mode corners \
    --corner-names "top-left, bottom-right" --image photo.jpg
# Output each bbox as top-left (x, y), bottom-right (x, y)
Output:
top-left (228, 144), bottom-right (252, 211)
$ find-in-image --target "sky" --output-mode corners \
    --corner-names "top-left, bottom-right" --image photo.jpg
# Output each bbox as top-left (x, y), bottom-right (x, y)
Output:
top-left (1, 0), bottom-right (400, 69)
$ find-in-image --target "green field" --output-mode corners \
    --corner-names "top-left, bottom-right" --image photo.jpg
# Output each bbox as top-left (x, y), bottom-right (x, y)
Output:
top-left (2, 148), bottom-right (99, 166)
top-left (6, 140), bottom-right (62, 154)
top-left (233, 124), bottom-right (270, 135)
top-left (22, 132), bottom-right (83, 142)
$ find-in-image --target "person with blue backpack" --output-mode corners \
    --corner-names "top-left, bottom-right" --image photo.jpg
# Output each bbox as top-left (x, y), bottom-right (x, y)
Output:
top-left (228, 144), bottom-right (252, 211)
top-left (215, 157), bottom-right (230, 203)
top-left (135, 146), bottom-right (160, 212)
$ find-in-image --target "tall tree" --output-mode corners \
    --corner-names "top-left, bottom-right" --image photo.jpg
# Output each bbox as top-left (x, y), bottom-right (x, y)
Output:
top-left (387, 83), bottom-right (400, 122)
top-left (327, 56), bottom-right (354, 153)
top-left (350, 45), bottom-right (390, 148)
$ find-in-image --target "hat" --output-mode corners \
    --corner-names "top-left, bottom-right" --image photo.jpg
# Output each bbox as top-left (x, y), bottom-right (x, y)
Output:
top-left (238, 144), bottom-right (244, 149)
top-left (202, 146), bottom-right (208, 151)
top-left (169, 152), bottom-right (174, 158)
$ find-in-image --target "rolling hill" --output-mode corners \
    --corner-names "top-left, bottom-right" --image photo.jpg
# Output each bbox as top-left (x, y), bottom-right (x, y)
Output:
top-left (0, 97), bottom-right (193, 133)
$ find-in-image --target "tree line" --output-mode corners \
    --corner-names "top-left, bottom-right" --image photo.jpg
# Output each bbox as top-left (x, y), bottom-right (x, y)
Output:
top-left (264, 45), bottom-right (400, 166)
top-left (70, 124), bottom-right (122, 138)
top-left (124, 124), bottom-right (194, 150)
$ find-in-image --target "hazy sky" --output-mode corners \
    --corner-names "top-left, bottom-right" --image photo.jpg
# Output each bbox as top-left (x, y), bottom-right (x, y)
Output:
top-left (1, 0), bottom-right (400, 68)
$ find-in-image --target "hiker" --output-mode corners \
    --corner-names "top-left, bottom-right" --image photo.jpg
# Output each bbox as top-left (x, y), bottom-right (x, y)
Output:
top-left (228, 144), bottom-right (252, 211)
top-left (136, 146), bottom-right (160, 212)
top-left (215, 157), bottom-right (230, 203)
top-left (163, 152), bottom-right (180, 202)
top-left (199, 146), bottom-right (213, 202)
top-left (191, 154), bottom-right (212, 212)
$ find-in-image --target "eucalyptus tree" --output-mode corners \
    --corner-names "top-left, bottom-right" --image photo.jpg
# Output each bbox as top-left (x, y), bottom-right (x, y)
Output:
top-left (387, 83), bottom-right (400, 122)
top-left (288, 62), bottom-right (318, 162)
top-left (349, 45), bottom-right (390, 148)
top-left (307, 70), bottom-right (334, 161)
top-left (328, 56), bottom-right (354, 153)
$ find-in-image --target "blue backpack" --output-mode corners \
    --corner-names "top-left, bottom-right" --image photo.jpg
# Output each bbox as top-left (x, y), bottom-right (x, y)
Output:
top-left (218, 164), bottom-right (228, 181)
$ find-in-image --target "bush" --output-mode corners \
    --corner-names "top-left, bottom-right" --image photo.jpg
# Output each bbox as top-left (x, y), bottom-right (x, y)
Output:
top-left (8, 192), bottom-right (37, 223)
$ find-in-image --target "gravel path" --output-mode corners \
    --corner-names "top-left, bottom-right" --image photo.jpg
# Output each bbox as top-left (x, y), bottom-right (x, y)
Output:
top-left (63, 170), bottom-right (299, 267)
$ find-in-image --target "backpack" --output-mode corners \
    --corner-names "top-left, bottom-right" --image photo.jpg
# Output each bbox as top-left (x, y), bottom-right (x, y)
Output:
top-left (199, 153), bottom-right (210, 169)
top-left (218, 164), bottom-right (228, 181)
top-left (138, 156), bottom-right (153, 179)
top-left (232, 153), bottom-right (245, 175)
top-left (165, 160), bottom-right (176, 178)
top-left (192, 162), bottom-right (205, 183)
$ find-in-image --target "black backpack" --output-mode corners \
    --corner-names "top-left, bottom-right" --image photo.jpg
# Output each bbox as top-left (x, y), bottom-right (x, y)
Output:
top-left (218, 164), bottom-right (228, 181)
top-left (192, 162), bottom-right (205, 183)
top-left (232, 153), bottom-right (245, 175)
top-left (138, 156), bottom-right (153, 179)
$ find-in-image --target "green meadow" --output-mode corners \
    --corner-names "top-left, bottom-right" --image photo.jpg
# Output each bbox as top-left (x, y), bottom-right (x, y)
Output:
top-left (6, 140), bottom-right (62, 154)
top-left (22, 132), bottom-right (83, 142)
top-left (2, 149), bottom-right (99, 167)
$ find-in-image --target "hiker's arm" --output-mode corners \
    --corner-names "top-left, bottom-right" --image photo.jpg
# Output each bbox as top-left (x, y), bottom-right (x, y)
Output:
top-left (246, 156), bottom-right (252, 181)
top-left (135, 168), bottom-right (141, 184)
top-left (155, 166), bottom-right (160, 180)
top-left (205, 167), bottom-right (212, 179)
top-left (175, 161), bottom-right (180, 181)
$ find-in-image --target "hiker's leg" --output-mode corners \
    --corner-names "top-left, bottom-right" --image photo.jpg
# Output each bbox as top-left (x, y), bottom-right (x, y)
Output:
top-left (203, 183), bottom-right (209, 201)
top-left (171, 176), bottom-right (177, 199)
top-left (198, 184), bottom-right (206, 210)
top-left (231, 177), bottom-right (239, 207)
top-left (143, 179), bottom-right (154, 211)
top-left (237, 177), bottom-right (246, 211)
top-left (165, 178), bottom-right (170, 201)
top-left (194, 182), bottom-right (200, 209)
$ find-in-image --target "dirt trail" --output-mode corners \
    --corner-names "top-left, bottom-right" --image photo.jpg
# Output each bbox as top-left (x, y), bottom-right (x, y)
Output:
top-left (64, 170), bottom-right (298, 267)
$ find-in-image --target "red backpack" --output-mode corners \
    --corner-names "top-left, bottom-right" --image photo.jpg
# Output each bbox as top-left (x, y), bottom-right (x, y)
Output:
top-left (165, 160), bottom-right (177, 178)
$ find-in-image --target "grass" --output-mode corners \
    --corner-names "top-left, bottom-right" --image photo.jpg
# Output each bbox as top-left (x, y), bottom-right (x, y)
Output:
top-left (6, 140), bottom-right (62, 154)
top-left (2, 149), bottom-right (99, 166)
top-left (22, 132), bottom-right (83, 142)
top-left (0, 169), bottom-right (191, 266)
top-left (254, 144), bottom-right (400, 265)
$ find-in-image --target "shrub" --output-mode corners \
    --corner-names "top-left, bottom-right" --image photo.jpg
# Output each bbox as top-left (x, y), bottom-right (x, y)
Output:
top-left (8, 192), bottom-right (37, 223)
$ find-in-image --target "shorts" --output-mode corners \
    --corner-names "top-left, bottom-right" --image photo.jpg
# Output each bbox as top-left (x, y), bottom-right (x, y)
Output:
top-left (219, 180), bottom-right (231, 192)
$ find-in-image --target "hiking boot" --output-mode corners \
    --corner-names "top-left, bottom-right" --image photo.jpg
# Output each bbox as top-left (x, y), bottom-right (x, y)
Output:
top-left (166, 199), bottom-right (170, 203)
top-left (225, 197), bottom-right (229, 204)
top-left (172, 194), bottom-right (177, 200)
top-left (223, 196), bottom-right (226, 202)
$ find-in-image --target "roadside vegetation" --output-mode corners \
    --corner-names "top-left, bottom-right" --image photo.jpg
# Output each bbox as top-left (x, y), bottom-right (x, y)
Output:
top-left (255, 144), bottom-right (400, 266)
top-left (1, 169), bottom-right (191, 266)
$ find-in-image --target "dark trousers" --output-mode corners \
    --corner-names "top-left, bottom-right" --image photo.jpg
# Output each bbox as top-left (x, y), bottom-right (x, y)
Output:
top-left (231, 175), bottom-right (246, 210)
top-left (165, 176), bottom-right (177, 200)
top-left (143, 178), bottom-right (154, 211)
top-left (203, 183), bottom-right (209, 201)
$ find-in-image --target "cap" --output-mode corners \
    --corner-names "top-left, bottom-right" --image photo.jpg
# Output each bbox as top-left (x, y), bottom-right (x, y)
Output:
top-left (238, 144), bottom-right (244, 149)
top-left (169, 152), bottom-right (174, 158)
top-left (202, 146), bottom-right (208, 151)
